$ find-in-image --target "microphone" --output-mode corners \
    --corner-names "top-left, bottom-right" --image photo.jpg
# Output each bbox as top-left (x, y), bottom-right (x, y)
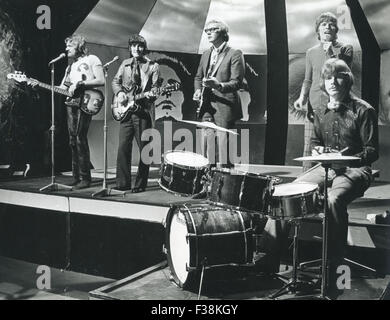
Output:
top-left (48, 53), bottom-right (67, 65)
top-left (103, 56), bottom-right (119, 68)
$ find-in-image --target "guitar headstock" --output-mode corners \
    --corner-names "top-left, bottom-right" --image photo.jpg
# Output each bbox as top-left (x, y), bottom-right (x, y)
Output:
top-left (161, 80), bottom-right (181, 95)
top-left (7, 71), bottom-right (38, 86)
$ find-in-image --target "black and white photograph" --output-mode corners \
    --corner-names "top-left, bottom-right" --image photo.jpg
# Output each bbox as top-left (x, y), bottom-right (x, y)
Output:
top-left (0, 0), bottom-right (390, 305)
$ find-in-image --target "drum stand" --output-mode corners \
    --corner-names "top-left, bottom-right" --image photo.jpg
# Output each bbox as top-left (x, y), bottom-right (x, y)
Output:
top-left (293, 163), bottom-right (332, 300)
top-left (269, 219), bottom-right (315, 299)
top-left (271, 164), bottom-right (333, 300)
top-left (318, 163), bottom-right (331, 299)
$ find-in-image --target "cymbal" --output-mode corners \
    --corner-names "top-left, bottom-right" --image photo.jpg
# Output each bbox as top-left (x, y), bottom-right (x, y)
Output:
top-left (178, 120), bottom-right (239, 135)
top-left (294, 154), bottom-right (360, 163)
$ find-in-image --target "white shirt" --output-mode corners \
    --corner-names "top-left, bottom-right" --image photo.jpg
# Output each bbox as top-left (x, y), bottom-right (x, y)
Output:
top-left (209, 41), bottom-right (227, 75)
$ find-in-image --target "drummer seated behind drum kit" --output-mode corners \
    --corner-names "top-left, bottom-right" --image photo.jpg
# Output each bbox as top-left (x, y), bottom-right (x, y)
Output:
top-left (158, 149), bottom-right (322, 293)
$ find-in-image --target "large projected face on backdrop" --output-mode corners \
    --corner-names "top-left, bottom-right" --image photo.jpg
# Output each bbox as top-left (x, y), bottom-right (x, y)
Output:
top-left (148, 52), bottom-right (185, 121)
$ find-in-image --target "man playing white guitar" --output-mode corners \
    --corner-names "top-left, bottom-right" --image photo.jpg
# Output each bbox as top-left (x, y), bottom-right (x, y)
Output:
top-left (111, 34), bottom-right (160, 193)
top-left (59, 34), bottom-right (104, 189)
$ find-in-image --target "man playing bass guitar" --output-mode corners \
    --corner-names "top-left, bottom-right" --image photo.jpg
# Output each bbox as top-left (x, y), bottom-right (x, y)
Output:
top-left (59, 34), bottom-right (104, 189)
top-left (112, 34), bottom-right (160, 193)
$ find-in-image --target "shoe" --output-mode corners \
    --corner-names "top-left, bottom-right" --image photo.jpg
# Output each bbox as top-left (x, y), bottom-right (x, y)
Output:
top-left (73, 180), bottom-right (91, 190)
top-left (113, 186), bottom-right (131, 191)
top-left (67, 179), bottom-right (81, 187)
top-left (131, 187), bottom-right (145, 193)
top-left (376, 211), bottom-right (390, 225)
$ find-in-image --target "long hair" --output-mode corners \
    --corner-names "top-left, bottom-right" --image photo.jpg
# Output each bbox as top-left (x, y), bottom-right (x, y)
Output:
top-left (320, 58), bottom-right (354, 94)
top-left (315, 12), bottom-right (339, 40)
top-left (128, 34), bottom-right (148, 54)
top-left (65, 34), bottom-right (88, 56)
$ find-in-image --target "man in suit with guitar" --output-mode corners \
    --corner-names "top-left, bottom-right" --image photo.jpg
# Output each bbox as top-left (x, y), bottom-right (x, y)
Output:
top-left (59, 34), bottom-right (104, 189)
top-left (112, 34), bottom-right (160, 193)
top-left (193, 20), bottom-right (245, 167)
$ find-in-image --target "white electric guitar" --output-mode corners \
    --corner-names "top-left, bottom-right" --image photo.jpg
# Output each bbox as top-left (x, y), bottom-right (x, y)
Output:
top-left (7, 71), bottom-right (104, 116)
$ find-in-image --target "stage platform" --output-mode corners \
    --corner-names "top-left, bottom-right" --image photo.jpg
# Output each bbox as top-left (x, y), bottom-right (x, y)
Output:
top-left (89, 261), bottom-right (390, 300)
top-left (0, 164), bottom-right (389, 280)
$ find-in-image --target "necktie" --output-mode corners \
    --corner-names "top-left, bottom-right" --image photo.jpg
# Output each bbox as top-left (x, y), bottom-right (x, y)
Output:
top-left (132, 60), bottom-right (141, 86)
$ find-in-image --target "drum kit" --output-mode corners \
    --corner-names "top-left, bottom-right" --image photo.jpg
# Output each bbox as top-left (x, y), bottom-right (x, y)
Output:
top-left (157, 123), bottom-right (359, 299)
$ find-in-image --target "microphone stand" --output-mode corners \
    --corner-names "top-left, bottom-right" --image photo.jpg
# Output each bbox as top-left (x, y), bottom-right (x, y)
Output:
top-left (92, 64), bottom-right (125, 197)
top-left (40, 63), bottom-right (72, 192)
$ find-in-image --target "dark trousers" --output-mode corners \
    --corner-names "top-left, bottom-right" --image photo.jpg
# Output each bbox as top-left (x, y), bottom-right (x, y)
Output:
top-left (201, 112), bottom-right (235, 167)
top-left (116, 112), bottom-right (151, 189)
top-left (67, 106), bottom-right (92, 181)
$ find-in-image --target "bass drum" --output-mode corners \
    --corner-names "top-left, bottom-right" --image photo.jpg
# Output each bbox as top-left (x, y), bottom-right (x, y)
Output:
top-left (165, 203), bottom-right (254, 289)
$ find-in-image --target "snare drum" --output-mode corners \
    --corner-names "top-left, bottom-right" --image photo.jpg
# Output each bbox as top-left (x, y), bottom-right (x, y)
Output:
top-left (159, 151), bottom-right (209, 197)
top-left (209, 168), bottom-right (275, 213)
top-left (165, 203), bottom-right (253, 289)
top-left (268, 182), bottom-right (319, 220)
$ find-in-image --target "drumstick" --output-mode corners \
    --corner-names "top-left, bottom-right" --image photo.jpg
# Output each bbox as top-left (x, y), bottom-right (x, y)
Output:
top-left (296, 147), bottom-right (349, 179)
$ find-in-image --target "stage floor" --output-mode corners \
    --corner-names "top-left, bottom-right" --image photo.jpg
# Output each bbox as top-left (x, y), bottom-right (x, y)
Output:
top-left (89, 261), bottom-right (390, 300)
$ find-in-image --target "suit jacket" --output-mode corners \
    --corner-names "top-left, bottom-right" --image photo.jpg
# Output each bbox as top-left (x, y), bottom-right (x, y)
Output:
top-left (112, 56), bottom-right (160, 126)
top-left (194, 45), bottom-right (245, 123)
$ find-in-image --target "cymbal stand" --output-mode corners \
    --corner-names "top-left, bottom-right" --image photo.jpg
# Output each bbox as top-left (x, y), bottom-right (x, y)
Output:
top-left (319, 163), bottom-right (331, 299)
top-left (93, 65), bottom-right (125, 197)
top-left (40, 63), bottom-right (72, 192)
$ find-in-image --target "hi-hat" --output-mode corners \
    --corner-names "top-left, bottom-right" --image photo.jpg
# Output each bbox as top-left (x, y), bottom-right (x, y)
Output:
top-left (294, 154), bottom-right (360, 163)
top-left (178, 120), bottom-right (239, 135)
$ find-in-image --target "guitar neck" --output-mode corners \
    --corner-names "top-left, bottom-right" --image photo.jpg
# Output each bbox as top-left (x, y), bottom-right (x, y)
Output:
top-left (132, 88), bottom-right (162, 101)
top-left (36, 80), bottom-right (72, 97)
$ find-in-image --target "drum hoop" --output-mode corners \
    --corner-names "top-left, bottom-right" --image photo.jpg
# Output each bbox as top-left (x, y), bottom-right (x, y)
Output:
top-left (208, 200), bottom-right (265, 215)
top-left (272, 185), bottom-right (318, 200)
top-left (163, 150), bottom-right (209, 170)
top-left (165, 206), bottom-right (188, 288)
top-left (158, 179), bottom-right (202, 197)
top-left (212, 167), bottom-right (275, 181)
top-left (236, 211), bottom-right (248, 262)
top-left (211, 167), bottom-right (233, 174)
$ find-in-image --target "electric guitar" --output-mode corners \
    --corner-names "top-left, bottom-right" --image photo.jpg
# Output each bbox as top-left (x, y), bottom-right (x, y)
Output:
top-left (111, 82), bottom-right (180, 121)
top-left (7, 71), bottom-right (104, 116)
top-left (196, 67), bottom-right (214, 120)
top-left (196, 85), bottom-right (212, 120)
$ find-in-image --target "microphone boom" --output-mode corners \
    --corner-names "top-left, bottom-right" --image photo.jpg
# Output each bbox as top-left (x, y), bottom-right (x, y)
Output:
top-left (103, 56), bottom-right (119, 68)
top-left (48, 53), bottom-right (66, 65)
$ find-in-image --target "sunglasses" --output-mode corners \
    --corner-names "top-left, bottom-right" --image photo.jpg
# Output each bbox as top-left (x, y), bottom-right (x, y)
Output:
top-left (204, 27), bottom-right (220, 34)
